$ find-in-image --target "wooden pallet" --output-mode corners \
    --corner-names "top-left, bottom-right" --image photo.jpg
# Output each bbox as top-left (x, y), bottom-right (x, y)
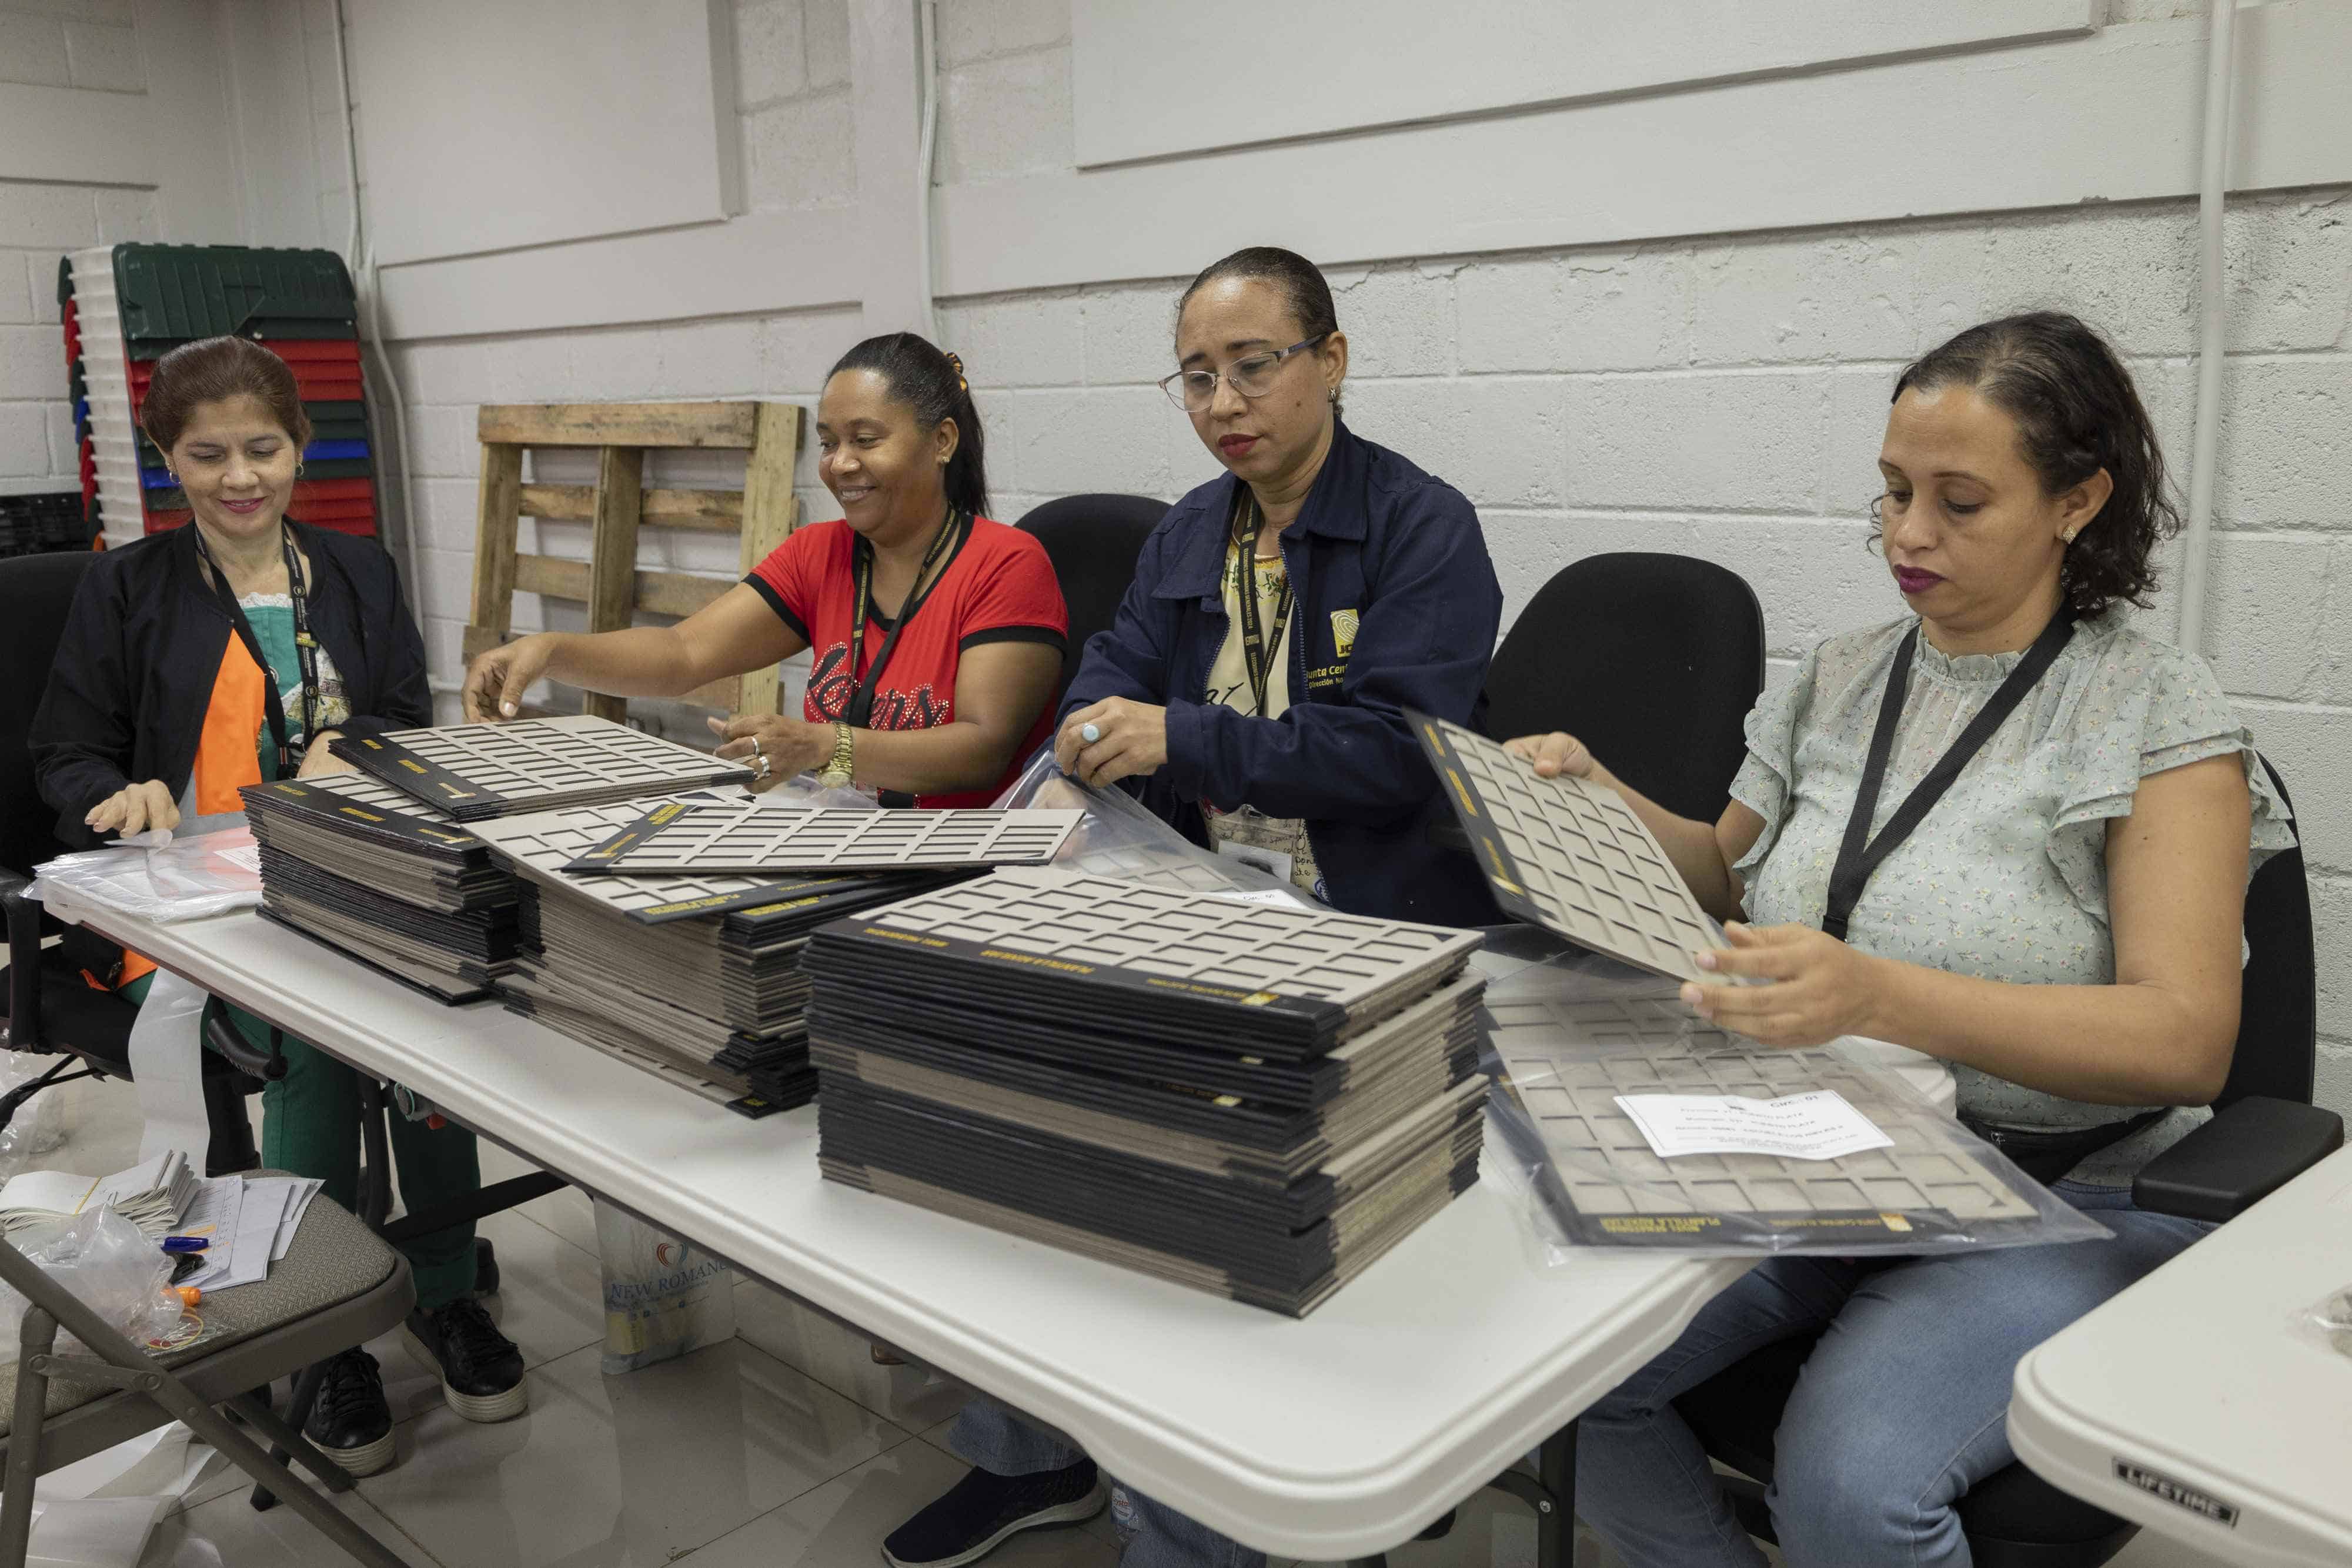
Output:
top-left (465, 401), bottom-right (803, 723)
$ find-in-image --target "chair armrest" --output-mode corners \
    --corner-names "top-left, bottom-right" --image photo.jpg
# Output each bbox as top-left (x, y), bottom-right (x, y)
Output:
top-left (2132, 1096), bottom-right (2345, 1223)
top-left (3, 874), bottom-right (46, 1052)
top-left (203, 1007), bottom-right (286, 1081)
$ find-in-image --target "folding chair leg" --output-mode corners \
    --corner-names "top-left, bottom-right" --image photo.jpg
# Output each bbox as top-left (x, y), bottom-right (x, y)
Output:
top-left (0, 1306), bottom-right (60, 1566)
top-left (230, 1391), bottom-right (355, 1494)
top-left (138, 1375), bottom-right (407, 1568)
top-left (252, 1358), bottom-right (332, 1511)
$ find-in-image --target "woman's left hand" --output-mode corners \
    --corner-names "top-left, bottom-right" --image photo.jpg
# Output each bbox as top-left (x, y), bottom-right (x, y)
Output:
top-left (1679, 922), bottom-right (1885, 1048)
top-left (1055, 698), bottom-right (1169, 788)
top-left (294, 731), bottom-right (353, 779)
top-left (708, 713), bottom-right (833, 793)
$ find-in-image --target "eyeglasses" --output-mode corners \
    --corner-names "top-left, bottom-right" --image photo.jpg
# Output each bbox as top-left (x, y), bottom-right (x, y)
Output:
top-left (1158, 334), bottom-right (1330, 412)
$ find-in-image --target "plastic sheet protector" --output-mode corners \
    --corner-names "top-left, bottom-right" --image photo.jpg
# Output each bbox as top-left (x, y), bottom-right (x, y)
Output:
top-left (329, 714), bottom-right (749, 820)
top-left (566, 800), bottom-right (1084, 875)
top-left (1481, 958), bottom-right (2109, 1255)
top-left (1410, 712), bottom-right (1720, 981)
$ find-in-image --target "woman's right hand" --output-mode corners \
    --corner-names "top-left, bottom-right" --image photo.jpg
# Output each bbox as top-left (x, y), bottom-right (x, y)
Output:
top-left (1502, 732), bottom-right (1616, 790)
top-left (86, 780), bottom-right (179, 839)
top-left (462, 634), bottom-right (559, 722)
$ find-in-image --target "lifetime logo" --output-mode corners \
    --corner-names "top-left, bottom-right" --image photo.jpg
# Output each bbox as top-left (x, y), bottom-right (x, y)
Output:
top-left (2112, 1460), bottom-right (2239, 1527)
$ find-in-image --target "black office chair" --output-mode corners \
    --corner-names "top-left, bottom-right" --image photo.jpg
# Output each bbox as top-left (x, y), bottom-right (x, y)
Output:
top-left (1017, 493), bottom-right (1167, 715)
top-left (1481, 552), bottom-right (1766, 821)
top-left (1670, 755), bottom-right (2344, 1567)
top-left (0, 553), bottom-right (266, 1175)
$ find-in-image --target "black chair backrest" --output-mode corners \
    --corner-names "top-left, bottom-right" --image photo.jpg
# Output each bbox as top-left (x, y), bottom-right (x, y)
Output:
top-left (1017, 493), bottom-right (1167, 715)
top-left (0, 551), bottom-right (99, 880)
top-left (2219, 754), bottom-right (2316, 1108)
top-left (1482, 553), bottom-right (1766, 824)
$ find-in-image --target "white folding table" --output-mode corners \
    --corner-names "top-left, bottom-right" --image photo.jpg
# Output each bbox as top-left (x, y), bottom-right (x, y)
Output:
top-left (52, 899), bottom-right (1752, 1562)
top-left (2009, 1147), bottom-right (2352, 1568)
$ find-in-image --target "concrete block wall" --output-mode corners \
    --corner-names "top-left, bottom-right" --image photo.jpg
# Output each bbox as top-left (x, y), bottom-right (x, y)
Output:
top-left (0, 177), bottom-right (159, 497)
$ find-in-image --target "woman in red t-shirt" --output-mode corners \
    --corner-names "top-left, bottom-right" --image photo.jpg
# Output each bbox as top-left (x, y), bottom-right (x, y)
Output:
top-left (462, 335), bottom-right (1068, 807)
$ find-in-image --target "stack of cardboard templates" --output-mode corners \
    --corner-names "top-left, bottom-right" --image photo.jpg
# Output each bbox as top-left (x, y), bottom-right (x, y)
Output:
top-left (240, 773), bottom-right (517, 1003)
top-left (467, 800), bottom-right (967, 1115)
top-left (803, 867), bottom-right (1490, 1316)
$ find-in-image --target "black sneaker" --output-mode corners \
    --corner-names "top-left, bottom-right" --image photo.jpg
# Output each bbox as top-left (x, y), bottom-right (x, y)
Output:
top-left (301, 1348), bottom-right (395, 1477)
top-left (883, 1458), bottom-right (1105, 1568)
top-left (404, 1299), bottom-right (527, 1423)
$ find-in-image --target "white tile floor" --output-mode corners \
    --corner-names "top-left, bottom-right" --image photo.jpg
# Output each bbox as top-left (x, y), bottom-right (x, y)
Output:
top-left (24, 1072), bottom-right (2234, 1568)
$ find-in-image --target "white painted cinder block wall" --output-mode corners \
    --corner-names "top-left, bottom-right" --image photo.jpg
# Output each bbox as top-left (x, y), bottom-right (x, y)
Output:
top-left (6, 0), bottom-right (2346, 1124)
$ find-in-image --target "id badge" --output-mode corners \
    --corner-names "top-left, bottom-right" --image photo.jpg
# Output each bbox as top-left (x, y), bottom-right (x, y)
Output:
top-left (1215, 836), bottom-right (1293, 884)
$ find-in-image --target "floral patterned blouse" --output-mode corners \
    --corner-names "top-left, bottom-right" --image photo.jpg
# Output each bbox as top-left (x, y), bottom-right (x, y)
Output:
top-left (1730, 609), bottom-right (2295, 1186)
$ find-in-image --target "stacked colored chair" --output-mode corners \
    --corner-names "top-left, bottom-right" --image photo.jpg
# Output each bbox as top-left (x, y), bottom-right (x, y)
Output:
top-left (59, 245), bottom-right (379, 550)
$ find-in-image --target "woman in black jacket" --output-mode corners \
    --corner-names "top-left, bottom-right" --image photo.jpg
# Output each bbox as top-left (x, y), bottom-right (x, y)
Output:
top-left (31, 336), bottom-right (524, 1475)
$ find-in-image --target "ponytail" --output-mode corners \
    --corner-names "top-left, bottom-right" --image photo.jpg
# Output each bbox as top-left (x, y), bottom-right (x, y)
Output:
top-left (826, 332), bottom-right (990, 519)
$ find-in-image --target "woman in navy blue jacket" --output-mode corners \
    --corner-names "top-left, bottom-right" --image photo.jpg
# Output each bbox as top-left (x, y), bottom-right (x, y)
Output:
top-left (883, 249), bottom-right (1502, 1568)
top-left (1051, 246), bottom-right (1502, 928)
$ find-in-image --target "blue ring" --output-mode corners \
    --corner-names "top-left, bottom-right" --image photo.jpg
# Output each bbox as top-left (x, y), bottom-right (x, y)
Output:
top-left (1080, 723), bottom-right (1102, 744)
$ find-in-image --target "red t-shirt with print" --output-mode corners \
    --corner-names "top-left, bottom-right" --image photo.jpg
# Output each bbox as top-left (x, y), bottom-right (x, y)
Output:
top-left (743, 517), bottom-right (1068, 807)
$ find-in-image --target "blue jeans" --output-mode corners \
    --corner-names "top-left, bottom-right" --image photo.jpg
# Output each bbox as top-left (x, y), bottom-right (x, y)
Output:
top-left (1577, 1183), bottom-right (2212, 1568)
top-left (948, 1399), bottom-right (1263, 1568)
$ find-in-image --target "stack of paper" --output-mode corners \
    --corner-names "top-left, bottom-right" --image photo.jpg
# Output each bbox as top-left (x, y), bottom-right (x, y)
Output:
top-left (469, 801), bottom-right (967, 1114)
top-left (0, 1151), bottom-right (200, 1239)
top-left (803, 868), bottom-right (1490, 1317)
top-left (241, 774), bottom-right (520, 1002)
top-left (174, 1175), bottom-right (323, 1292)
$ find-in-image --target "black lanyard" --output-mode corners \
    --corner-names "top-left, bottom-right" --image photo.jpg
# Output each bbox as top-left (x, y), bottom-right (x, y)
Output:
top-left (844, 508), bottom-right (964, 730)
top-left (1231, 491), bottom-right (1294, 717)
top-left (191, 523), bottom-right (319, 776)
top-left (1822, 609), bottom-right (2076, 941)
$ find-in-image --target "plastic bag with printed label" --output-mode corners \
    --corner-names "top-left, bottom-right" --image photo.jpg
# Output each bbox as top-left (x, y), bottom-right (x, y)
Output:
top-left (28, 820), bottom-right (260, 924)
top-left (0, 1205), bottom-right (191, 1364)
top-left (991, 748), bottom-right (1310, 907)
top-left (593, 1199), bottom-right (737, 1374)
top-left (1479, 946), bottom-right (2113, 1257)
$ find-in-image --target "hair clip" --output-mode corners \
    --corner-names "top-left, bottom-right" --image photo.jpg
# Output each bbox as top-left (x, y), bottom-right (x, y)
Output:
top-left (944, 350), bottom-right (968, 392)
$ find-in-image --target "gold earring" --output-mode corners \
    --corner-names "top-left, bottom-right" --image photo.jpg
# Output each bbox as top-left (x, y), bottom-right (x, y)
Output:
top-left (2061, 527), bottom-right (2079, 544)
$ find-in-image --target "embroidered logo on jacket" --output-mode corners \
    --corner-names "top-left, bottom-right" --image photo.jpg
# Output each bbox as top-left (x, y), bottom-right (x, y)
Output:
top-left (1329, 608), bottom-right (1359, 658)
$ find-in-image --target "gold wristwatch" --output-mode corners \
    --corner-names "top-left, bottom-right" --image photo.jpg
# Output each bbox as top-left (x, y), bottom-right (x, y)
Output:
top-left (816, 722), bottom-right (856, 789)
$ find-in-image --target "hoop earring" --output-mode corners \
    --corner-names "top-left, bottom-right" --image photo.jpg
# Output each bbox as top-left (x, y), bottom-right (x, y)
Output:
top-left (296, 462), bottom-right (306, 477)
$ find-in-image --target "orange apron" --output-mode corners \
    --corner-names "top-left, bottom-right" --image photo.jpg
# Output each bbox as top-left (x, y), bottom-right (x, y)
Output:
top-left (109, 637), bottom-right (272, 989)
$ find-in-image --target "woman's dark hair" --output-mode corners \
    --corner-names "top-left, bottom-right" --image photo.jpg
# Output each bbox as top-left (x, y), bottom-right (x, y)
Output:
top-left (140, 335), bottom-right (312, 453)
top-left (827, 332), bottom-right (989, 519)
top-left (1175, 246), bottom-right (1343, 416)
top-left (1890, 311), bottom-right (2179, 617)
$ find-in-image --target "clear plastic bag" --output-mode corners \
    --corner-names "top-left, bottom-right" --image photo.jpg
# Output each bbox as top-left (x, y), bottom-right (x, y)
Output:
top-left (29, 820), bottom-right (261, 924)
top-left (0, 1205), bottom-right (191, 1363)
top-left (593, 1199), bottom-right (736, 1375)
top-left (991, 749), bottom-right (1311, 906)
top-left (0, 1054), bottom-right (71, 1179)
top-left (1480, 948), bottom-right (2113, 1256)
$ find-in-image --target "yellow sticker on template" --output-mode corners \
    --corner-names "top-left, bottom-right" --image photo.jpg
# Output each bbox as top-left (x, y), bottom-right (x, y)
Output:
top-left (1329, 608), bottom-right (1359, 658)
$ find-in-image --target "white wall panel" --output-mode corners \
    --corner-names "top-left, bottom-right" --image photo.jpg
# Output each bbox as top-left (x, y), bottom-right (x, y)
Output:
top-left (1071, 0), bottom-right (2096, 168)
top-left (946, 4), bottom-right (2346, 298)
top-left (345, 0), bottom-right (738, 266)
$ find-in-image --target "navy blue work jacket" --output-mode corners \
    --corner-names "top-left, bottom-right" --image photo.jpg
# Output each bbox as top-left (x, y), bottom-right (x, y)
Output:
top-left (1059, 419), bottom-right (1502, 927)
